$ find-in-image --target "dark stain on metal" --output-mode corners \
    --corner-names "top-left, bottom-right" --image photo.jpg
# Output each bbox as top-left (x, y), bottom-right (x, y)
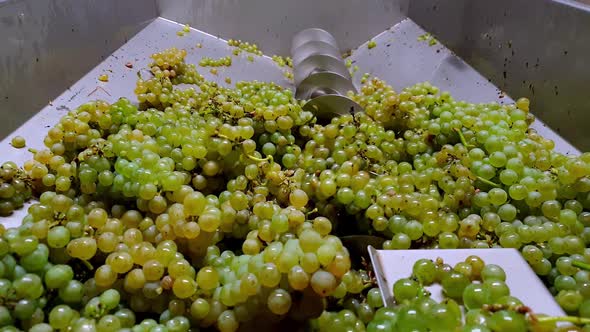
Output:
top-left (67, 88), bottom-right (84, 102)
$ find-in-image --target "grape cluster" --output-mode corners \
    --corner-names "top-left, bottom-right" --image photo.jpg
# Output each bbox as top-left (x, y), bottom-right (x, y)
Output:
top-left (271, 55), bottom-right (293, 68)
top-left (0, 163), bottom-right (32, 216)
top-left (135, 48), bottom-right (203, 107)
top-left (227, 39), bottom-right (263, 57)
top-left (199, 56), bottom-right (232, 68)
top-left (0, 45), bottom-right (589, 331)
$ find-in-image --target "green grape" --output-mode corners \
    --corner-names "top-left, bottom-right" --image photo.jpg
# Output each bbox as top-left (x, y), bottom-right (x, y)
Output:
top-left (463, 283), bottom-right (490, 309)
top-left (412, 259), bottom-right (437, 285)
top-left (484, 280), bottom-right (510, 302)
top-left (481, 264), bottom-right (506, 281)
top-left (442, 271), bottom-right (470, 300)
top-left (396, 307), bottom-right (427, 331)
top-left (267, 288), bottom-right (292, 315)
top-left (45, 264), bottom-right (74, 289)
top-left (556, 290), bottom-right (583, 313)
top-left (487, 310), bottom-right (526, 332)
top-left (59, 280), bottom-right (84, 303)
top-left (426, 303), bottom-right (461, 331)
top-left (367, 288), bottom-right (384, 308)
top-left (393, 278), bottom-right (419, 302)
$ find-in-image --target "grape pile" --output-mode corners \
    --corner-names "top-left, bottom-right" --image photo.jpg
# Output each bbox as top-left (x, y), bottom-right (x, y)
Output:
top-left (0, 45), bottom-right (589, 331)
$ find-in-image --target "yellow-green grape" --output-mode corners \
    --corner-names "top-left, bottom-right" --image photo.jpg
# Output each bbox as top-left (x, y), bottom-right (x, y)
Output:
top-left (191, 298), bottom-right (210, 320)
top-left (66, 237), bottom-right (97, 260)
top-left (326, 252), bottom-right (351, 278)
top-left (301, 252), bottom-right (320, 274)
top-left (516, 97), bottom-right (530, 111)
top-left (313, 217), bottom-right (332, 236)
top-left (124, 268), bottom-right (147, 291)
top-left (97, 232), bottom-right (118, 253)
top-left (106, 251), bottom-right (134, 274)
top-left (288, 265), bottom-right (310, 290)
top-left (259, 263), bottom-right (281, 287)
top-left (239, 273), bottom-right (259, 296)
top-left (11, 136), bottom-right (26, 148)
top-left (367, 40), bottom-right (377, 49)
top-left (311, 269), bottom-right (338, 297)
top-left (88, 208), bottom-right (108, 229)
top-left (299, 229), bottom-right (322, 253)
top-left (317, 243), bottom-right (337, 266)
top-left (95, 265), bottom-right (118, 287)
top-left (196, 266), bottom-right (219, 290)
top-left (289, 189), bottom-right (308, 208)
top-left (217, 309), bottom-right (239, 332)
top-left (267, 288), bottom-right (292, 315)
top-left (142, 259), bottom-right (165, 281)
top-left (172, 276), bottom-right (197, 299)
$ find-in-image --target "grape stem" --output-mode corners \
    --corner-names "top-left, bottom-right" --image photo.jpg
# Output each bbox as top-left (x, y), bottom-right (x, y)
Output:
top-left (536, 315), bottom-right (590, 325)
top-left (81, 260), bottom-right (94, 270)
top-left (246, 153), bottom-right (273, 164)
top-left (305, 208), bottom-right (318, 216)
top-left (452, 128), bottom-right (474, 148)
top-left (361, 282), bottom-right (373, 291)
top-left (573, 260), bottom-right (590, 271)
top-left (475, 176), bottom-right (500, 188)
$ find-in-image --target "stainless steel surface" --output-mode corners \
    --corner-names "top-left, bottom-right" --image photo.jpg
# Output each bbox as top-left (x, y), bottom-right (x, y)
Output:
top-left (0, 0), bottom-right (157, 138)
top-left (157, 0), bottom-right (410, 55)
top-left (409, 0), bottom-right (590, 151)
top-left (368, 246), bottom-right (395, 307)
top-left (291, 41), bottom-right (341, 67)
top-left (293, 54), bottom-right (350, 86)
top-left (291, 28), bottom-right (338, 53)
top-left (292, 28), bottom-right (361, 121)
top-left (302, 95), bottom-right (363, 121)
top-left (348, 18), bottom-right (579, 155)
top-left (295, 72), bottom-right (355, 100)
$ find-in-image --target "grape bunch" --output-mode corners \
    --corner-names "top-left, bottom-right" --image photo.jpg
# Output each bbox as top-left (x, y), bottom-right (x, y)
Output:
top-left (0, 44), bottom-right (588, 331)
top-left (0, 162), bottom-right (32, 217)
